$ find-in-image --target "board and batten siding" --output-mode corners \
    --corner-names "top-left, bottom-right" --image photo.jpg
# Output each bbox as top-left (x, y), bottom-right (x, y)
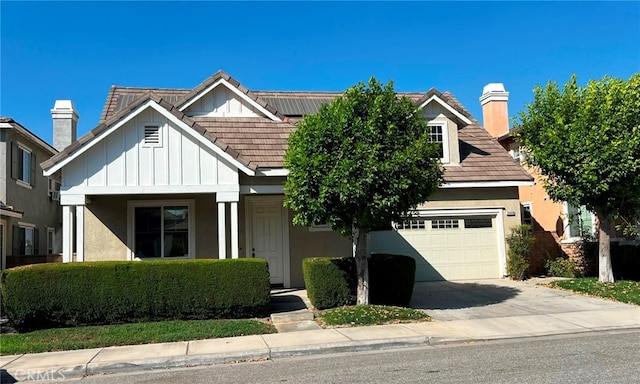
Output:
top-left (183, 86), bottom-right (262, 117)
top-left (62, 109), bottom-right (238, 194)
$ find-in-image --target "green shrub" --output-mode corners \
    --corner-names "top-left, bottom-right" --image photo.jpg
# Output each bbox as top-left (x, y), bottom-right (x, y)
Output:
top-left (303, 255), bottom-right (416, 309)
top-left (0, 259), bottom-right (271, 332)
top-left (303, 257), bottom-right (356, 310)
top-left (369, 254), bottom-right (416, 307)
top-left (506, 224), bottom-right (534, 280)
top-left (545, 257), bottom-right (578, 278)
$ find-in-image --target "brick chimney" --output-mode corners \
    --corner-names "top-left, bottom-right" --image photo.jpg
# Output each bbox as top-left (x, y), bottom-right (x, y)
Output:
top-left (51, 100), bottom-right (78, 151)
top-left (479, 83), bottom-right (509, 138)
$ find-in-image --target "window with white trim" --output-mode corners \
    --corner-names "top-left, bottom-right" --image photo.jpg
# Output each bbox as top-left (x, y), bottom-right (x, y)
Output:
top-left (521, 203), bottom-right (533, 226)
top-left (11, 142), bottom-right (36, 187)
top-left (12, 224), bottom-right (38, 256)
top-left (132, 201), bottom-right (193, 258)
top-left (431, 219), bottom-right (459, 229)
top-left (428, 122), bottom-right (450, 163)
top-left (464, 218), bottom-right (493, 228)
top-left (309, 223), bottom-right (332, 232)
top-left (396, 219), bottom-right (427, 230)
top-left (566, 203), bottom-right (594, 239)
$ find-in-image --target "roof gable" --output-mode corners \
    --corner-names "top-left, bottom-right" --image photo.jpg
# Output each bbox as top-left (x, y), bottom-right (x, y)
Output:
top-left (42, 92), bottom-right (257, 176)
top-left (174, 70), bottom-right (286, 122)
top-left (414, 89), bottom-right (476, 126)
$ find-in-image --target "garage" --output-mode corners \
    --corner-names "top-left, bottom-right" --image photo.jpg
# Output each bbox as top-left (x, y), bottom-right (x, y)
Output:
top-left (369, 211), bottom-right (504, 281)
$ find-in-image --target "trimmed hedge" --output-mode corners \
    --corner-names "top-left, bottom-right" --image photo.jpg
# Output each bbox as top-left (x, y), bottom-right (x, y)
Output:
top-left (303, 254), bottom-right (416, 309)
top-left (0, 259), bottom-right (271, 332)
top-left (303, 257), bottom-right (356, 310)
top-left (369, 254), bottom-right (416, 307)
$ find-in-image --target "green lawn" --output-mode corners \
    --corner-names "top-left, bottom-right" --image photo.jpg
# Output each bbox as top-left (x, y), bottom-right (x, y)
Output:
top-left (0, 319), bottom-right (276, 355)
top-left (548, 278), bottom-right (640, 305)
top-left (317, 305), bottom-right (431, 327)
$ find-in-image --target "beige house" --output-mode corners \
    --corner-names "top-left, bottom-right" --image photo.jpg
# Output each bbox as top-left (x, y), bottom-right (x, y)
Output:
top-left (1, 117), bottom-right (62, 270)
top-left (41, 71), bottom-right (532, 287)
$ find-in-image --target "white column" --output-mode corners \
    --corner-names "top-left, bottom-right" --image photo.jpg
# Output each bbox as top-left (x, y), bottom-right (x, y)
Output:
top-left (62, 205), bottom-right (73, 263)
top-left (75, 205), bottom-right (85, 262)
top-left (218, 202), bottom-right (226, 259)
top-left (230, 201), bottom-right (238, 259)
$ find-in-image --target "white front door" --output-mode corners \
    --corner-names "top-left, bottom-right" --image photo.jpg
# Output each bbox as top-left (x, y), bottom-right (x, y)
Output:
top-left (249, 198), bottom-right (285, 285)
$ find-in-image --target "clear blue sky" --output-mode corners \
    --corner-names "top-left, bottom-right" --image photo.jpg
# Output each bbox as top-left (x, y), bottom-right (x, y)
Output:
top-left (2, 1), bottom-right (639, 145)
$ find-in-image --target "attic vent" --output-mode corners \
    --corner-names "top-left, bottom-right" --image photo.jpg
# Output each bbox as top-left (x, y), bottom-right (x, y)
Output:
top-left (143, 125), bottom-right (161, 147)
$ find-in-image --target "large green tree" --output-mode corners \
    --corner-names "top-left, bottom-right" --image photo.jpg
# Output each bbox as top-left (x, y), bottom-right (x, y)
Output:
top-left (284, 78), bottom-right (443, 304)
top-left (516, 73), bottom-right (640, 282)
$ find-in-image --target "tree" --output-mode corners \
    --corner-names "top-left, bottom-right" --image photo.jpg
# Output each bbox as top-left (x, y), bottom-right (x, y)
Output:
top-left (284, 78), bottom-right (444, 304)
top-left (516, 73), bottom-right (640, 282)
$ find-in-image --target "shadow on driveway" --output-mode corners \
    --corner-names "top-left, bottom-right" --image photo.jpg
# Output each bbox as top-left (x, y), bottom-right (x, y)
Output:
top-left (410, 281), bottom-right (521, 311)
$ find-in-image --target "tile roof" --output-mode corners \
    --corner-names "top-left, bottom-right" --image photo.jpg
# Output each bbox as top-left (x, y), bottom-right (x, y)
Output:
top-left (450, 124), bottom-right (531, 182)
top-left (193, 117), bottom-right (296, 168)
top-left (49, 71), bottom-right (532, 184)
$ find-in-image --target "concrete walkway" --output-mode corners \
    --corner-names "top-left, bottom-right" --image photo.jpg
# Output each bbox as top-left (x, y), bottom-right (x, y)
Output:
top-left (1, 279), bottom-right (639, 382)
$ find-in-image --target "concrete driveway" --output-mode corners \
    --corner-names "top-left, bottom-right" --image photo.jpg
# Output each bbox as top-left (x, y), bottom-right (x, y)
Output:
top-left (410, 278), bottom-right (639, 322)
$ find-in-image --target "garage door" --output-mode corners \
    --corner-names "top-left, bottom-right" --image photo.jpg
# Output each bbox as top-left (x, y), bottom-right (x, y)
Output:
top-left (369, 215), bottom-right (500, 281)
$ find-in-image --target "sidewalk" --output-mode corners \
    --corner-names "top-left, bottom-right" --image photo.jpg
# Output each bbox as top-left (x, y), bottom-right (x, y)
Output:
top-left (2, 282), bottom-right (639, 382)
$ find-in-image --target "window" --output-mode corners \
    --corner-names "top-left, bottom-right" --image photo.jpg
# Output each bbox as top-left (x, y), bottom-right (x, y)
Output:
top-left (47, 228), bottom-right (55, 254)
top-left (12, 225), bottom-right (39, 256)
top-left (11, 142), bottom-right (36, 187)
top-left (131, 202), bottom-right (193, 258)
top-left (428, 122), bottom-right (450, 163)
top-left (431, 219), bottom-right (459, 229)
top-left (464, 218), bottom-right (493, 228)
top-left (309, 223), bottom-right (331, 232)
top-left (396, 219), bottom-right (427, 230)
top-left (566, 204), bottom-right (593, 238)
top-left (521, 203), bottom-right (533, 226)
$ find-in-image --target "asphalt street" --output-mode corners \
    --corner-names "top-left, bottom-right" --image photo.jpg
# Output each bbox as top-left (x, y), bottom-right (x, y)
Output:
top-left (63, 329), bottom-right (640, 384)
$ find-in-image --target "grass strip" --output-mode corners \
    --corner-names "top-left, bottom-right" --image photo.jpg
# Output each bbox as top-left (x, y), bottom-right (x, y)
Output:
top-left (0, 319), bottom-right (276, 355)
top-left (549, 278), bottom-right (640, 305)
top-left (317, 305), bottom-right (431, 327)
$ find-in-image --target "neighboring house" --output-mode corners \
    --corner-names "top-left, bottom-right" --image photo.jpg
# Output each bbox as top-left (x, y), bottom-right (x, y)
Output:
top-left (41, 71), bottom-right (532, 287)
top-left (485, 84), bottom-right (599, 273)
top-left (1, 116), bottom-right (62, 270)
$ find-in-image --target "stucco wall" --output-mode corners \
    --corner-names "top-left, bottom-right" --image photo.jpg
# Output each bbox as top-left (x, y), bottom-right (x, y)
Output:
top-left (84, 194), bottom-right (220, 261)
top-left (3, 129), bottom-right (61, 257)
top-left (288, 214), bottom-right (352, 287)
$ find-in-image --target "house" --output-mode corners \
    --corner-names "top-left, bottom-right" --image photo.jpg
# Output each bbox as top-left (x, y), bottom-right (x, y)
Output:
top-left (40, 71), bottom-right (532, 287)
top-left (485, 84), bottom-right (599, 273)
top-left (1, 116), bottom-right (62, 270)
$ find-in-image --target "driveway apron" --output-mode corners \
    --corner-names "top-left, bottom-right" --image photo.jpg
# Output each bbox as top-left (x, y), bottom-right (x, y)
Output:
top-left (410, 279), bottom-right (638, 321)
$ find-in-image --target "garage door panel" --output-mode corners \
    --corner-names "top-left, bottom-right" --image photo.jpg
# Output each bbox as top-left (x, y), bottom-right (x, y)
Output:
top-left (369, 215), bottom-right (500, 282)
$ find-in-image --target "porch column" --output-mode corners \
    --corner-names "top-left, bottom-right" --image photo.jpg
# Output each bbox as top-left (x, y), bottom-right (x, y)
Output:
top-left (62, 205), bottom-right (73, 263)
top-left (230, 202), bottom-right (238, 259)
top-left (218, 202), bottom-right (226, 259)
top-left (75, 205), bottom-right (85, 262)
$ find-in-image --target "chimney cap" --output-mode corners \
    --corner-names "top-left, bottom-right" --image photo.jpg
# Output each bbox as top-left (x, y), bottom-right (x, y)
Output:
top-left (479, 83), bottom-right (509, 105)
top-left (51, 100), bottom-right (79, 120)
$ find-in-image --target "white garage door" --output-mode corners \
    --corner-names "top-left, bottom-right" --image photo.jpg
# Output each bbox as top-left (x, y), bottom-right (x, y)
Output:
top-left (369, 215), bottom-right (500, 281)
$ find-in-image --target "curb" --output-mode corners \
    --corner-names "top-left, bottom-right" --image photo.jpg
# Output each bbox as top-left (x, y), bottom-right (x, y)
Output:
top-left (4, 327), bottom-right (640, 382)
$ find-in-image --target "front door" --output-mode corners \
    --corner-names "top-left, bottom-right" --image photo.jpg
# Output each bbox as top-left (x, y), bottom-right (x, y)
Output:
top-left (249, 199), bottom-right (285, 285)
